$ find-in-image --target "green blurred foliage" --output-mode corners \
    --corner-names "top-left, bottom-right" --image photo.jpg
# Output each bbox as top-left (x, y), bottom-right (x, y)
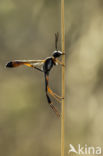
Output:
top-left (0, 0), bottom-right (103, 156)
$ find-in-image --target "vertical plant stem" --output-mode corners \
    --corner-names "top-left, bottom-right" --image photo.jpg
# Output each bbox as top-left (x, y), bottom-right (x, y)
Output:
top-left (61, 0), bottom-right (65, 156)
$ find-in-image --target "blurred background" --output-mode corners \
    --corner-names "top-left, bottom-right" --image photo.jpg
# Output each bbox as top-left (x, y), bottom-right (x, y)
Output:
top-left (0, 0), bottom-right (103, 155)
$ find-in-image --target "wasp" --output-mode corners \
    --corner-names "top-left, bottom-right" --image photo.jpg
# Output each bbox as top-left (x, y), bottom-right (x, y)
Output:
top-left (6, 33), bottom-right (65, 117)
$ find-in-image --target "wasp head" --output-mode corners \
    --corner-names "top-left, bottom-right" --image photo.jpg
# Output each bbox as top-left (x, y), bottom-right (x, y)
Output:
top-left (52, 51), bottom-right (64, 58)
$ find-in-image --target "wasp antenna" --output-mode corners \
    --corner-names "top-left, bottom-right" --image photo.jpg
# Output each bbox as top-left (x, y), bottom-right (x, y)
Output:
top-left (55, 32), bottom-right (59, 50)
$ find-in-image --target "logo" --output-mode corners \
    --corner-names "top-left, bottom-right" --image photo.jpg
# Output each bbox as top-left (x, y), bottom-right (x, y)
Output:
top-left (68, 144), bottom-right (102, 155)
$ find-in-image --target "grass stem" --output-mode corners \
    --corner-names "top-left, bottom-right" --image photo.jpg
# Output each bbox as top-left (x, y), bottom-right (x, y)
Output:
top-left (61, 0), bottom-right (65, 156)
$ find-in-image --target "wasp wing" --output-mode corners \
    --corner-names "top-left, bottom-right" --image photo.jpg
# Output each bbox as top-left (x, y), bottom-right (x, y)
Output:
top-left (6, 59), bottom-right (45, 68)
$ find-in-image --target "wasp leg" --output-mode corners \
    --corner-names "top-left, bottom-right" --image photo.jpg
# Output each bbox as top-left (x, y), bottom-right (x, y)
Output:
top-left (50, 102), bottom-right (60, 117)
top-left (56, 59), bottom-right (65, 66)
top-left (46, 90), bottom-right (60, 117)
top-left (48, 87), bottom-right (64, 100)
top-left (45, 73), bottom-right (63, 103)
top-left (45, 74), bottom-right (60, 117)
top-left (46, 94), bottom-right (60, 117)
top-left (33, 67), bottom-right (43, 72)
top-left (47, 87), bottom-right (63, 103)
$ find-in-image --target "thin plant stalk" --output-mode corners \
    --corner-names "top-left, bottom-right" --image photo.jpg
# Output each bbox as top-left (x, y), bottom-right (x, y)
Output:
top-left (61, 0), bottom-right (65, 156)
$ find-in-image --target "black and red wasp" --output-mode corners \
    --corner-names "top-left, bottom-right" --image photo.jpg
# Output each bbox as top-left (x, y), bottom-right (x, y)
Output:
top-left (6, 33), bottom-right (64, 117)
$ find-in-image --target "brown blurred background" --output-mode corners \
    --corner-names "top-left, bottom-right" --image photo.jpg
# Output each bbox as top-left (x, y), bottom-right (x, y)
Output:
top-left (0, 0), bottom-right (103, 156)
